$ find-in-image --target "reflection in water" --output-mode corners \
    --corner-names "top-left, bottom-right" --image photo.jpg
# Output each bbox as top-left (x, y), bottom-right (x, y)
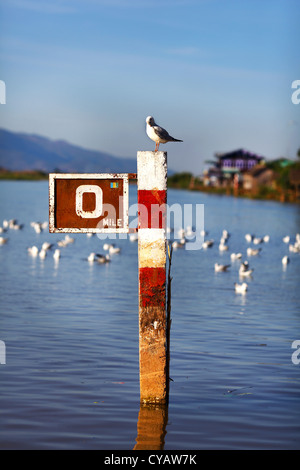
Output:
top-left (133, 403), bottom-right (168, 450)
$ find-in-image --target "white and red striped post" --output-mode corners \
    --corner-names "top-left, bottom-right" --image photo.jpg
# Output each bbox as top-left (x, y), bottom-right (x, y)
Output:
top-left (137, 151), bottom-right (168, 404)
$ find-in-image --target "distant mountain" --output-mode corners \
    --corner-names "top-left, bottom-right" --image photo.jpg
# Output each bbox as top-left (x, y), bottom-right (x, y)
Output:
top-left (0, 128), bottom-right (137, 173)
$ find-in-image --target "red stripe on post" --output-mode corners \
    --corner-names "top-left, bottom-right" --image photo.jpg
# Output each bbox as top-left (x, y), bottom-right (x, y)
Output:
top-left (139, 267), bottom-right (166, 309)
top-left (138, 189), bottom-right (167, 229)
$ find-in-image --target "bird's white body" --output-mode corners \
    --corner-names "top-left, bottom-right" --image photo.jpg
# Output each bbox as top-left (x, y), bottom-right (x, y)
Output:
top-left (239, 269), bottom-right (253, 277)
top-left (39, 248), bottom-right (47, 259)
top-left (219, 242), bottom-right (228, 252)
top-left (235, 282), bottom-right (248, 294)
top-left (239, 261), bottom-right (253, 277)
top-left (247, 247), bottom-right (261, 256)
top-left (282, 255), bottom-right (289, 265)
top-left (53, 249), bottom-right (61, 260)
top-left (109, 245), bottom-right (121, 254)
top-left (42, 242), bottom-right (53, 251)
top-left (239, 267), bottom-right (253, 277)
top-left (28, 245), bottom-right (39, 256)
top-left (231, 252), bottom-right (242, 260)
top-left (172, 238), bottom-right (186, 249)
top-left (202, 239), bottom-right (214, 249)
top-left (146, 123), bottom-right (164, 143)
top-left (103, 243), bottom-right (114, 251)
top-left (289, 243), bottom-right (300, 253)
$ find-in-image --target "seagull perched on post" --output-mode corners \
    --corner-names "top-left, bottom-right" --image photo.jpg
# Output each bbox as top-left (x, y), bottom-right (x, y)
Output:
top-left (146, 116), bottom-right (183, 152)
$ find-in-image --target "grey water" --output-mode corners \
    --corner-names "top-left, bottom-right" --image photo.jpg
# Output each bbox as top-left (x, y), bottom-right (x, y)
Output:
top-left (0, 180), bottom-right (299, 450)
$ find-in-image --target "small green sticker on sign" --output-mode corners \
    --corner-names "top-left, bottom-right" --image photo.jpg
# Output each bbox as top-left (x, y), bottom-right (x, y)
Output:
top-left (110, 182), bottom-right (118, 188)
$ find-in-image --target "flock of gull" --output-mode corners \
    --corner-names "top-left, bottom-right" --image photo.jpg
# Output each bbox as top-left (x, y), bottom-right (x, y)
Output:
top-left (171, 227), bottom-right (300, 295)
top-left (0, 217), bottom-right (132, 265)
top-left (1, 218), bottom-right (299, 295)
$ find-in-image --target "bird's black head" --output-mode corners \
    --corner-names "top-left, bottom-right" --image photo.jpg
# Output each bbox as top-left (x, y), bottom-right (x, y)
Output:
top-left (146, 116), bottom-right (155, 127)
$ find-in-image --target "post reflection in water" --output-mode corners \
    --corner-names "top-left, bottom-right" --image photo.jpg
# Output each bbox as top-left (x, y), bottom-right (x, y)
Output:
top-left (133, 403), bottom-right (169, 450)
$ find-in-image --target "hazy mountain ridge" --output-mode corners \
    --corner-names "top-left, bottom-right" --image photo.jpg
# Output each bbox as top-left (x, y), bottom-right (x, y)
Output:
top-left (0, 128), bottom-right (137, 173)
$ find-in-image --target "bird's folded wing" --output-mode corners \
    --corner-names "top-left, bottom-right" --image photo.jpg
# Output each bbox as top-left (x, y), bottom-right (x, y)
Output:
top-left (153, 125), bottom-right (170, 140)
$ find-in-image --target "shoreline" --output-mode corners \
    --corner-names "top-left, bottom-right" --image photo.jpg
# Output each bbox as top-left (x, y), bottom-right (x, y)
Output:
top-left (0, 170), bottom-right (299, 204)
top-left (167, 182), bottom-right (299, 204)
top-left (0, 170), bottom-right (48, 181)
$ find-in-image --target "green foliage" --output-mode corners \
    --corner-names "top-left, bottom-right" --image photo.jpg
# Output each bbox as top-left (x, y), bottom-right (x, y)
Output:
top-left (168, 172), bottom-right (193, 189)
top-left (265, 158), bottom-right (300, 190)
top-left (0, 170), bottom-right (48, 180)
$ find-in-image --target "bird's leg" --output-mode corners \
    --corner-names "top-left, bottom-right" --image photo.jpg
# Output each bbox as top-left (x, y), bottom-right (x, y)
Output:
top-left (155, 142), bottom-right (160, 152)
top-left (155, 142), bottom-right (158, 152)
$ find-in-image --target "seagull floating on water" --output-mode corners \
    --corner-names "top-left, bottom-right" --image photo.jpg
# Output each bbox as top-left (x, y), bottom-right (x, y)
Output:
top-left (53, 249), bottom-right (61, 260)
top-left (172, 238), bottom-right (186, 250)
top-left (219, 242), bottom-right (228, 252)
top-left (146, 116), bottom-right (183, 152)
top-left (214, 263), bottom-right (230, 272)
top-left (239, 261), bottom-right (253, 277)
top-left (88, 253), bottom-right (110, 264)
top-left (282, 255), bottom-right (289, 265)
top-left (28, 245), bottom-right (39, 256)
top-left (247, 247), bottom-right (261, 256)
top-left (103, 243), bottom-right (113, 250)
top-left (222, 230), bottom-right (230, 240)
top-left (289, 243), bottom-right (300, 253)
top-left (109, 245), bottom-right (121, 254)
top-left (31, 221), bottom-right (47, 233)
top-left (103, 243), bottom-right (121, 254)
top-left (202, 239), bottom-right (214, 249)
top-left (58, 234), bottom-right (75, 247)
top-left (42, 242), bottom-right (53, 251)
top-left (10, 221), bottom-right (23, 230)
top-left (234, 282), bottom-right (248, 294)
top-left (39, 248), bottom-right (47, 259)
top-left (129, 232), bottom-right (138, 242)
top-left (231, 252), bottom-right (242, 261)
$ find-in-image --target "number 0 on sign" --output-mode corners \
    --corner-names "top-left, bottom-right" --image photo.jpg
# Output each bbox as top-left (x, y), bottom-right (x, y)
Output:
top-left (49, 173), bottom-right (129, 233)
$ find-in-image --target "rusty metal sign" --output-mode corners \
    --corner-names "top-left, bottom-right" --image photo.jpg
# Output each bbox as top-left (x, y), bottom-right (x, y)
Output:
top-left (49, 173), bottom-right (129, 233)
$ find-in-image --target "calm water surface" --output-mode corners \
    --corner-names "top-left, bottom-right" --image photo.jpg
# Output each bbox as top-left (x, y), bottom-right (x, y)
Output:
top-left (0, 181), bottom-right (299, 449)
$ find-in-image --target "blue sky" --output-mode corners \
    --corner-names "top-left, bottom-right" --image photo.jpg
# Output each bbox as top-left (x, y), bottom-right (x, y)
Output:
top-left (0, 0), bottom-right (299, 173)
